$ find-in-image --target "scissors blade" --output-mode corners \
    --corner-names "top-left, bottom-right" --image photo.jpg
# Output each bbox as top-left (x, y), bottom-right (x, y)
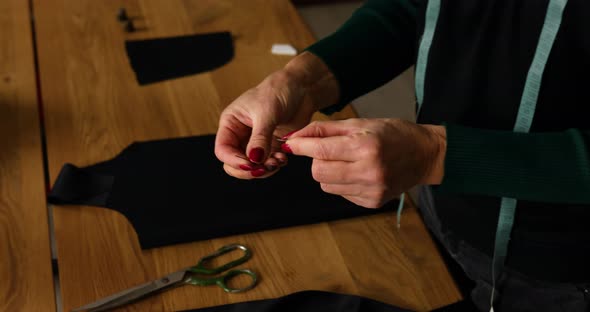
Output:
top-left (71, 269), bottom-right (188, 312)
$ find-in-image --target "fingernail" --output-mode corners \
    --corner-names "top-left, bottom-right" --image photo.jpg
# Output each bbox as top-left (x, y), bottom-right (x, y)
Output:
top-left (265, 165), bottom-right (277, 171)
top-left (239, 164), bottom-right (253, 171)
top-left (249, 147), bottom-right (264, 163)
top-left (251, 168), bottom-right (266, 177)
top-left (281, 130), bottom-right (298, 140)
top-left (281, 143), bottom-right (292, 154)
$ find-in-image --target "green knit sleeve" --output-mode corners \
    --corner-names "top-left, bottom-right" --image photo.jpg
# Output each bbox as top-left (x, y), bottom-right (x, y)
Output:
top-left (437, 124), bottom-right (590, 204)
top-left (304, 0), bottom-right (419, 115)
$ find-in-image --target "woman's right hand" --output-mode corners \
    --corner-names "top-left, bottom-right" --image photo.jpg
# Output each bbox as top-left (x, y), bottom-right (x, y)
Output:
top-left (214, 52), bottom-right (339, 179)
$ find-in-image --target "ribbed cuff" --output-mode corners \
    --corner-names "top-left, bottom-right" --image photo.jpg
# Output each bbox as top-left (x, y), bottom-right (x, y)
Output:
top-left (437, 124), bottom-right (590, 204)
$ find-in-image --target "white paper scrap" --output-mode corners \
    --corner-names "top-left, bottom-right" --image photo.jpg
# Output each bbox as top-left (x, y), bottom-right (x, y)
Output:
top-left (271, 44), bottom-right (297, 56)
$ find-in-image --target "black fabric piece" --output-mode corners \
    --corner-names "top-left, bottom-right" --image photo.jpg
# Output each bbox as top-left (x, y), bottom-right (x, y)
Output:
top-left (49, 163), bottom-right (114, 206)
top-left (180, 290), bottom-right (412, 312)
top-left (430, 300), bottom-right (479, 312)
top-left (48, 135), bottom-right (396, 250)
top-left (125, 32), bottom-right (234, 85)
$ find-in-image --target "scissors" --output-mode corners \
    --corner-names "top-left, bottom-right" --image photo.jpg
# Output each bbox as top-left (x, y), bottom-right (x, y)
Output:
top-left (72, 243), bottom-right (258, 312)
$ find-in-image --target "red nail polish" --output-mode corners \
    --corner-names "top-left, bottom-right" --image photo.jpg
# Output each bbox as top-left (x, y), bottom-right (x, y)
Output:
top-left (249, 147), bottom-right (264, 163)
top-left (281, 130), bottom-right (298, 140)
top-left (281, 143), bottom-right (292, 154)
top-left (251, 168), bottom-right (266, 177)
top-left (239, 164), bottom-right (253, 171)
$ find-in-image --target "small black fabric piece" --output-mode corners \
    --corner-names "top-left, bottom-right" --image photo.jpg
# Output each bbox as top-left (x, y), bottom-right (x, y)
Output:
top-left (48, 135), bottom-right (396, 249)
top-left (49, 163), bottom-right (114, 206)
top-left (125, 32), bottom-right (234, 85)
top-left (180, 290), bottom-right (412, 312)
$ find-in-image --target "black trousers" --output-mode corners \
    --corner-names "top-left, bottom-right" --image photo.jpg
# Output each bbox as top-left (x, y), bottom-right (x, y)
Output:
top-left (418, 187), bottom-right (590, 312)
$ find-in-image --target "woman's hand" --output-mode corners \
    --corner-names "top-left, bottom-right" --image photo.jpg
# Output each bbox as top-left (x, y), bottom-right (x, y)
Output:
top-left (281, 118), bottom-right (447, 208)
top-left (214, 52), bottom-right (339, 179)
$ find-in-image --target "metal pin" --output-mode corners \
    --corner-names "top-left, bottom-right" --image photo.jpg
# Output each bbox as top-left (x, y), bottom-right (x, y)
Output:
top-left (117, 8), bottom-right (128, 22)
top-left (234, 137), bottom-right (287, 161)
top-left (235, 154), bottom-right (250, 161)
top-left (124, 20), bottom-right (135, 32)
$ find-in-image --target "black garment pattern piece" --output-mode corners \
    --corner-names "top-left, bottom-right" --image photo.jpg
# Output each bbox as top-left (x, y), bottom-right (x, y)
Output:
top-left (48, 135), bottom-right (396, 249)
top-left (125, 31), bottom-right (234, 85)
top-left (181, 290), bottom-right (412, 312)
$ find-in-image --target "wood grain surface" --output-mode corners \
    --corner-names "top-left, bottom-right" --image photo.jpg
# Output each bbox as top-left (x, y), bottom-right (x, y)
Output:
top-left (33, 0), bottom-right (461, 311)
top-left (0, 0), bottom-right (56, 311)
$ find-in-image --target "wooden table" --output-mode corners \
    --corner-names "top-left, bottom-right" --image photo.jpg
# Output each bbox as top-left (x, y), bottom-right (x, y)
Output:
top-left (32, 0), bottom-right (461, 311)
top-left (0, 0), bottom-right (56, 311)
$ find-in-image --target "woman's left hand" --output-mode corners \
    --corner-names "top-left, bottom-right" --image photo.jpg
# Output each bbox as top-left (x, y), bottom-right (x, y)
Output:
top-left (281, 118), bottom-right (447, 208)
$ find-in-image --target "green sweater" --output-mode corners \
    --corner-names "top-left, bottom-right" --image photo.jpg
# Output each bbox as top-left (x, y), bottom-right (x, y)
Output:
top-left (306, 0), bottom-right (590, 282)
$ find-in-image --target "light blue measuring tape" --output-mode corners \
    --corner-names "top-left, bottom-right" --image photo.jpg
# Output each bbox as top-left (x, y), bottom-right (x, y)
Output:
top-left (409, 0), bottom-right (569, 310)
top-left (396, 0), bottom-right (442, 230)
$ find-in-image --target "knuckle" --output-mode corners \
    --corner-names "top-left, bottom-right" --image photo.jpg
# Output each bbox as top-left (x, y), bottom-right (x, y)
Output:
top-left (249, 134), bottom-right (268, 145)
top-left (313, 141), bottom-right (331, 160)
top-left (309, 120), bottom-right (328, 136)
top-left (311, 162), bottom-right (328, 182)
top-left (320, 183), bottom-right (332, 193)
top-left (358, 142), bottom-right (380, 160)
top-left (309, 120), bottom-right (322, 128)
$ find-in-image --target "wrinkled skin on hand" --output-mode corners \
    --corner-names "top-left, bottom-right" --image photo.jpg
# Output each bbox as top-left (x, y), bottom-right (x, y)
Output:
top-left (214, 52), bottom-right (445, 209)
top-left (214, 70), bottom-right (317, 179)
top-left (280, 118), bottom-right (446, 208)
